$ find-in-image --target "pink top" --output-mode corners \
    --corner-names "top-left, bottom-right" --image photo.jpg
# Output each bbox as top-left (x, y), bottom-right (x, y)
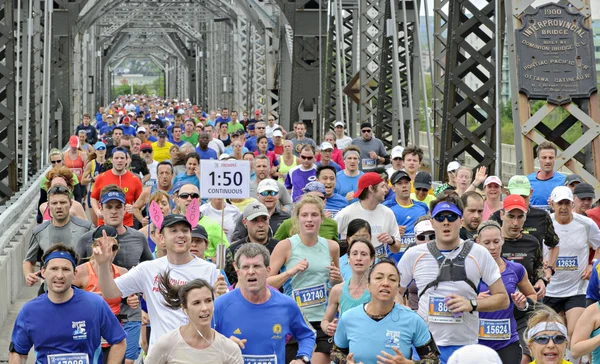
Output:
top-left (482, 200), bottom-right (501, 221)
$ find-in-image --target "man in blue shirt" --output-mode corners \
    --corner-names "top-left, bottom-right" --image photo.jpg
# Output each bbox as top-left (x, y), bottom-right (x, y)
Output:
top-left (245, 121), bottom-right (274, 152)
top-left (317, 165), bottom-right (348, 218)
top-left (120, 117), bottom-right (137, 136)
top-left (75, 113), bottom-right (99, 145)
top-left (195, 132), bottom-right (217, 160)
top-left (527, 141), bottom-right (565, 206)
top-left (10, 243), bottom-right (126, 364)
top-left (214, 243), bottom-right (316, 364)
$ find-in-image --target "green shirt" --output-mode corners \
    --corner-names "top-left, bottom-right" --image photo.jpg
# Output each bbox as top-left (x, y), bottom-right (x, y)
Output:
top-left (274, 217), bottom-right (338, 242)
top-left (199, 215), bottom-right (230, 259)
top-left (228, 122), bottom-right (245, 134)
top-left (181, 133), bottom-right (199, 146)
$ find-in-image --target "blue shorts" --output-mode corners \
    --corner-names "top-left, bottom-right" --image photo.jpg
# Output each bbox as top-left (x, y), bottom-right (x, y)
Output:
top-left (123, 321), bottom-right (142, 360)
top-left (438, 345), bottom-right (463, 364)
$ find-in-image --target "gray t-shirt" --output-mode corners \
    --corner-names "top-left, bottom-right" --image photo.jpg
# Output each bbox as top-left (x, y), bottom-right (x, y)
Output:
top-left (76, 226), bottom-right (154, 322)
top-left (350, 137), bottom-right (388, 170)
top-left (290, 137), bottom-right (317, 156)
top-left (25, 217), bottom-right (94, 263)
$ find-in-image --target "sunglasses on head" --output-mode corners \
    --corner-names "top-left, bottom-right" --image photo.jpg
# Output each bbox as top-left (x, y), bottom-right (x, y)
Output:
top-left (433, 213), bottom-right (460, 223)
top-left (48, 185), bottom-right (70, 195)
top-left (259, 190), bottom-right (278, 197)
top-left (532, 334), bottom-right (567, 345)
top-left (416, 233), bottom-right (435, 241)
top-left (51, 160), bottom-right (62, 164)
top-left (179, 192), bottom-right (200, 200)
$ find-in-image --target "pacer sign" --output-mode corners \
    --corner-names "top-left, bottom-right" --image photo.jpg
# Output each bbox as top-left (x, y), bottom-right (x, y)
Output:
top-left (200, 160), bottom-right (251, 199)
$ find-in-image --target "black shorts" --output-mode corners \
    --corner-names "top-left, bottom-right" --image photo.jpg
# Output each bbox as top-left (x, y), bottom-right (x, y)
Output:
top-left (543, 294), bottom-right (586, 313)
top-left (285, 321), bottom-right (331, 362)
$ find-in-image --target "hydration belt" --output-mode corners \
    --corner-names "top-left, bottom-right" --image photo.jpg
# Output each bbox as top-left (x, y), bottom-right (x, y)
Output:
top-left (418, 239), bottom-right (478, 299)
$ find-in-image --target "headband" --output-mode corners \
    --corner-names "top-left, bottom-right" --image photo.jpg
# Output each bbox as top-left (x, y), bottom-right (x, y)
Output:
top-left (344, 150), bottom-right (360, 159)
top-left (477, 220), bottom-right (502, 235)
top-left (525, 322), bottom-right (568, 341)
top-left (44, 251), bottom-right (77, 269)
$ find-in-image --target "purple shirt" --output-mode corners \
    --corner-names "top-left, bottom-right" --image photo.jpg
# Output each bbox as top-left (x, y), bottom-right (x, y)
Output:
top-left (478, 259), bottom-right (524, 350)
top-left (284, 165), bottom-right (317, 202)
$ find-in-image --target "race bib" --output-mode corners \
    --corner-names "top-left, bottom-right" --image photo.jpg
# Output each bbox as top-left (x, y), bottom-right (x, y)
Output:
top-left (556, 256), bottom-right (578, 271)
top-left (243, 354), bottom-right (277, 364)
top-left (428, 296), bottom-right (462, 323)
top-left (375, 244), bottom-right (386, 259)
top-left (478, 319), bottom-right (511, 340)
top-left (362, 158), bottom-right (376, 169)
top-left (399, 234), bottom-right (415, 252)
top-left (70, 168), bottom-right (83, 177)
top-left (47, 353), bottom-right (89, 364)
top-left (144, 179), bottom-right (157, 187)
top-left (292, 283), bottom-right (327, 308)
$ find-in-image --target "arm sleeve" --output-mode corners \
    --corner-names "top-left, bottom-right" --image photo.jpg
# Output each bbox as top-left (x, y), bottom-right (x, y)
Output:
top-left (99, 299), bottom-right (127, 345)
top-left (115, 264), bottom-right (145, 297)
top-left (11, 309), bottom-right (33, 354)
top-left (144, 337), bottom-right (170, 364)
top-left (333, 313), bottom-right (349, 349)
top-left (544, 213), bottom-right (560, 248)
top-left (274, 219), bottom-right (291, 241)
top-left (139, 237), bottom-right (154, 262)
top-left (587, 218), bottom-right (600, 250)
top-left (587, 262), bottom-right (600, 300)
top-left (284, 171), bottom-right (292, 190)
top-left (24, 234), bottom-right (41, 263)
top-left (289, 303), bottom-right (317, 357)
top-left (412, 313), bottom-right (433, 347)
top-left (75, 233), bottom-right (93, 264)
top-left (480, 249), bottom-right (502, 286)
top-left (398, 252), bottom-right (414, 288)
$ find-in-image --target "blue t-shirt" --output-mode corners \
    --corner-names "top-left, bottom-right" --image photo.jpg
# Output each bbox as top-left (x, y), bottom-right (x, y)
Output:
top-left (172, 172), bottom-right (201, 191)
top-left (99, 125), bottom-right (115, 136)
top-left (96, 121), bottom-right (107, 132)
top-left (478, 259), bottom-right (524, 350)
top-left (334, 303), bottom-right (431, 364)
top-left (587, 261), bottom-right (600, 302)
top-left (383, 199), bottom-right (429, 263)
top-left (285, 165), bottom-right (317, 202)
top-left (245, 136), bottom-right (274, 152)
top-left (325, 193), bottom-right (349, 219)
top-left (527, 171), bottom-right (566, 206)
top-left (148, 135), bottom-right (158, 142)
top-left (170, 139), bottom-right (186, 147)
top-left (120, 125), bottom-right (137, 136)
top-left (213, 287), bottom-right (316, 364)
top-left (317, 161), bottom-right (342, 172)
top-left (195, 147), bottom-right (218, 160)
top-left (224, 145), bottom-right (249, 155)
top-left (335, 171), bottom-right (363, 204)
top-left (11, 288), bottom-right (126, 364)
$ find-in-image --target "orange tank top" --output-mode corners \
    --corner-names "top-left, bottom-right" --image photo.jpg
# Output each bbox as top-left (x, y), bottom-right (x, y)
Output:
top-left (85, 262), bottom-right (122, 315)
top-left (64, 151), bottom-right (84, 181)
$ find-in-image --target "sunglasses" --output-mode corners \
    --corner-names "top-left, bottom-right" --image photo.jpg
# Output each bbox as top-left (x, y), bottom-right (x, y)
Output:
top-left (179, 192), bottom-right (200, 200)
top-left (416, 188), bottom-right (429, 193)
top-left (259, 191), bottom-right (278, 197)
top-left (141, 150), bottom-right (153, 153)
top-left (256, 127), bottom-right (265, 130)
top-left (361, 129), bottom-right (372, 133)
top-left (50, 160), bottom-right (62, 164)
top-left (48, 185), bottom-right (70, 195)
top-left (416, 233), bottom-right (436, 241)
top-left (532, 334), bottom-right (567, 345)
top-left (433, 213), bottom-right (460, 223)
top-left (300, 155), bottom-right (314, 160)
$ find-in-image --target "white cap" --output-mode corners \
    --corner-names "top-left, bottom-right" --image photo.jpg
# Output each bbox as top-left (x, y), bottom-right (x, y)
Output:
top-left (391, 146), bottom-right (404, 159)
top-left (447, 161), bottom-right (461, 172)
top-left (334, 121), bottom-right (345, 128)
top-left (551, 185), bottom-right (573, 203)
top-left (273, 130), bottom-right (283, 137)
top-left (414, 220), bottom-right (434, 236)
top-left (484, 176), bottom-right (503, 187)
top-left (158, 110), bottom-right (165, 114)
top-left (219, 153), bottom-right (232, 160)
top-left (177, 109), bottom-right (185, 114)
top-left (137, 126), bottom-right (147, 133)
top-left (257, 179), bottom-right (279, 194)
top-left (447, 344), bottom-right (502, 364)
top-left (128, 112), bottom-right (135, 116)
top-left (320, 142), bottom-right (333, 151)
top-left (118, 111), bottom-right (125, 116)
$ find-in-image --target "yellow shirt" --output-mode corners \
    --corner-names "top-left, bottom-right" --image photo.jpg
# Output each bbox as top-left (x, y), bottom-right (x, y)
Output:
top-left (410, 192), bottom-right (435, 208)
top-left (530, 360), bottom-right (571, 364)
top-left (151, 141), bottom-right (173, 162)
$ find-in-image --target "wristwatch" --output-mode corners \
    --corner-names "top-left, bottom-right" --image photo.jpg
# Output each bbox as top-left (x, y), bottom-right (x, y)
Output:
top-left (545, 265), bottom-right (555, 276)
top-left (296, 355), bottom-right (310, 364)
top-left (469, 299), bottom-right (478, 313)
top-left (389, 236), bottom-right (396, 246)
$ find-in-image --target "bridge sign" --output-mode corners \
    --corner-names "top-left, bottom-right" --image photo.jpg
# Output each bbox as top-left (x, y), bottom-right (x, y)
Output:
top-left (515, 2), bottom-right (597, 105)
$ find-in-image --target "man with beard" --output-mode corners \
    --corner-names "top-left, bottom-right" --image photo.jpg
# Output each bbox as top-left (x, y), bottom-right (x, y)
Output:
top-left (195, 132), bottom-right (217, 160)
top-left (224, 203), bottom-right (281, 285)
top-left (317, 165), bottom-right (348, 218)
top-left (231, 179), bottom-right (291, 242)
top-left (23, 185), bottom-right (93, 288)
top-left (91, 147), bottom-right (143, 227)
top-left (460, 191), bottom-right (484, 240)
top-left (132, 161), bottom-right (175, 224)
top-left (249, 155), bottom-right (293, 212)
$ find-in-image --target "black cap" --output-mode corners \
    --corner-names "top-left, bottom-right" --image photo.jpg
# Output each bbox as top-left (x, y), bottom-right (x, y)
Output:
top-left (360, 122), bottom-right (372, 130)
top-left (414, 172), bottom-right (433, 190)
top-left (564, 174), bottom-right (583, 186)
top-left (191, 225), bottom-right (208, 240)
top-left (390, 170), bottom-right (411, 185)
top-left (160, 214), bottom-right (192, 232)
top-left (93, 225), bottom-right (118, 240)
top-left (574, 183), bottom-right (596, 200)
top-left (158, 130), bottom-right (169, 138)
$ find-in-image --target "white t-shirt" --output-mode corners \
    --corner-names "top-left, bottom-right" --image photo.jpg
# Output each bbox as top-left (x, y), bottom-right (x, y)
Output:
top-left (200, 202), bottom-right (242, 242)
top-left (209, 139), bottom-right (225, 156)
top-left (115, 256), bottom-right (220, 347)
top-left (145, 160), bottom-right (159, 186)
top-left (547, 213), bottom-right (600, 297)
top-left (398, 242), bottom-right (502, 346)
top-left (335, 201), bottom-right (401, 258)
top-left (145, 327), bottom-right (243, 364)
top-left (265, 124), bottom-right (279, 139)
top-left (336, 135), bottom-right (353, 150)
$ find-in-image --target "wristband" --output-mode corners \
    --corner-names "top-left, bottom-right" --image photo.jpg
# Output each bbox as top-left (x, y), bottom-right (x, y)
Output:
top-left (517, 300), bottom-right (529, 312)
top-left (388, 236), bottom-right (396, 246)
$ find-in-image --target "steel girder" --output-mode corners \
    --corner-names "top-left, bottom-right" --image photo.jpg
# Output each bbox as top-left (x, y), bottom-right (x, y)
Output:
top-left (234, 16), bottom-right (252, 113)
top-left (432, 0), bottom-right (449, 174)
top-left (439, 0), bottom-right (503, 178)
